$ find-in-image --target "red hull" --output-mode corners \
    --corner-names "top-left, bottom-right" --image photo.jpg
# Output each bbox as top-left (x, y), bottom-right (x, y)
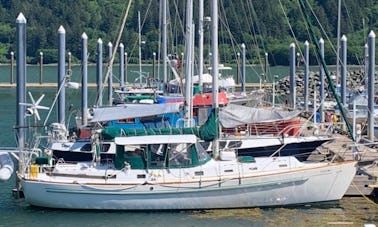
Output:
top-left (193, 92), bottom-right (229, 106)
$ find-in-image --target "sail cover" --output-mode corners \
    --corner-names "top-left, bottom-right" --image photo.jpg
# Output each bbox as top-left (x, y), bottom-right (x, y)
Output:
top-left (219, 104), bottom-right (301, 128)
top-left (90, 103), bottom-right (180, 122)
top-left (101, 108), bottom-right (219, 142)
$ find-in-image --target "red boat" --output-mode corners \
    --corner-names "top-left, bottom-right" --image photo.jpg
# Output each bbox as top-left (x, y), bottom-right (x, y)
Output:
top-left (193, 92), bottom-right (229, 106)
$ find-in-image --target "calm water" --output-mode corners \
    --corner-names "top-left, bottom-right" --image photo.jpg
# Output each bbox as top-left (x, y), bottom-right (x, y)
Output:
top-left (0, 65), bottom-right (377, 226)
top-left (0, 63), bottom-right (361, 84)
top-left (0, 64), bottom-right (293, 86)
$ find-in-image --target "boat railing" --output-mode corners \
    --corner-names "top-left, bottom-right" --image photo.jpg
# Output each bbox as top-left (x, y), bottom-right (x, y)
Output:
top-left (275, 121), bottom-right (301, 137)
top-left (246, 118), bottom-right (301, 137)
top-left (298, 120), bottom-right (335, 137)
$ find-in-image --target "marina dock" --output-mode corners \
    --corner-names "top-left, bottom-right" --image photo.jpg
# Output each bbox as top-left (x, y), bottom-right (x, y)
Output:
top-left (323, 135), bottom-right (378, 196)
top-left (303, 120), bottom-right (378, 197)
top-left (0, 82), bottom-right (273, 89)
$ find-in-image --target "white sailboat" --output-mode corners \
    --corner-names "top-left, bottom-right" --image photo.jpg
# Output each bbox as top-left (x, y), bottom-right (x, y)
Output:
top-left (16, 1), bottom-right (357, 210)
top-left (21, 134), bottom-right (356, 210)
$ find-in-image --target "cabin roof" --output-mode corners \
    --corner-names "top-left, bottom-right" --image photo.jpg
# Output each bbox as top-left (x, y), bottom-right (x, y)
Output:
top-left (114, 134), bottom-right (197, 145)
top-left (90, 103), bottom-right (180, 122)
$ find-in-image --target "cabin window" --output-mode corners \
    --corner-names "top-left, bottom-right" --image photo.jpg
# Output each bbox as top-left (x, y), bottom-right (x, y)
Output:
top-left (219, 141), bottom-right (227, 149)
top-left (148, 144), bottom-right (166, 168)
top-left (228, 141), bottom-right (242, 148)
top-left (168, 143), bottom-right (192, 166)
top-left (80, 143), bottom-right (110, 152)
top-left (196, 143), bottom-right (211, 164)
top-left (80, 143), bottom-right (92, 151)
top-left (115, 145), bottom-right (146, 169)
top-left (101, 143), bottom-right (110, 152)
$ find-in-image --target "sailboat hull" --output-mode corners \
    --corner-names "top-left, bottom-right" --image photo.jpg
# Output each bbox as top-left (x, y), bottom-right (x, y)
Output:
top-left (21, 161), bottom-right (356, 210)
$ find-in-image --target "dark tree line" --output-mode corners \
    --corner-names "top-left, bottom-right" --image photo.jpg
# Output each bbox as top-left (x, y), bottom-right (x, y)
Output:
top-left (0, 0), bottom-right (377, 65)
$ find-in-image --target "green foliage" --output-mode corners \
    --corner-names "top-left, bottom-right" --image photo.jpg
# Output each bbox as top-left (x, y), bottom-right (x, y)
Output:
top-left (0, 0), bottom-right (377, 66)
top-left (0, 43), bottom-right (9, 63)
top-left (31, 49), bottom-right (58, 64)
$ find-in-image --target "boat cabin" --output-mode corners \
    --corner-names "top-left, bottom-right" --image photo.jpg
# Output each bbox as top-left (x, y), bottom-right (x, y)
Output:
top-left (114, 135), bottom-right (211, 170)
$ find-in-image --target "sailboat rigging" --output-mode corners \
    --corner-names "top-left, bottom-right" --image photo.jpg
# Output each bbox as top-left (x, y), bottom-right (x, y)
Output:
top-left (298, 0), bottom-right (354, 141)
top-left (10, 1), bottom-right (358, 210)
top-left (96, 0), bottom-right (132, 107)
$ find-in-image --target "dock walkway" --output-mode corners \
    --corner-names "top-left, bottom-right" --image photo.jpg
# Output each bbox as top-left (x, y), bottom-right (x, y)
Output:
top-left (0, 82), bottom-right (273, 89)
top-left (301, 118), bottom-right (378, 196)
top-left (321, 134), bottom-right (378, 195)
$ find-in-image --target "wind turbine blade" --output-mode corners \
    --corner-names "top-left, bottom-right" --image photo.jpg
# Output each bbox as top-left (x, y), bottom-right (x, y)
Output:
top-left (28, 91), bottom-right (36, 104)
top-left (35, 110), bottom-right (41, 121)
top-left (36, 105), bottom-right (49, 110)
top-left (19, 102), bottom-right (33, 107)
top-left (35, 94), bottom-right (45, 105)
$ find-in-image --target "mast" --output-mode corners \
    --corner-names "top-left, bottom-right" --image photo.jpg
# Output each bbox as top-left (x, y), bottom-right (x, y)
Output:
top-left (162, 0), bottom-right (168, 94)
top-left (211, 0), bottom-right (219, 159)
top-left (184, 0), bottom-right (194, 126)
top-left (336, 0), bottom-right (341, 85)
top-left (198, 0), bottom-right (204, 92)
top-left (138, 11), bottom-right (142, 85)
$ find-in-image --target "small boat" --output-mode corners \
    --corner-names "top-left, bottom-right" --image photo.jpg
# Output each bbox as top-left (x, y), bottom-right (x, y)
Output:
top-left (21, 134), bottom-right (356, 210)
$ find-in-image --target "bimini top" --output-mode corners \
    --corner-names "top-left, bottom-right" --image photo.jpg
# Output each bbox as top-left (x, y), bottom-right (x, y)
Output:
top-left (114, 134), bottom-right (197, 145)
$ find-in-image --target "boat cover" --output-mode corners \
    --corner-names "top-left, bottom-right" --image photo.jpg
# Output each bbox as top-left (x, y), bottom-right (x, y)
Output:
top-left (219, 104), bottom-right (301, 128)
top-left (91, 103), bottom-right (180, 122)
top-left (101, 108), bottom-right (219, 141)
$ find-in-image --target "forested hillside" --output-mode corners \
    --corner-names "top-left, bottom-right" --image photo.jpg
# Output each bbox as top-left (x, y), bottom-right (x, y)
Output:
top-left (0, 0), bottom-right (377, 65)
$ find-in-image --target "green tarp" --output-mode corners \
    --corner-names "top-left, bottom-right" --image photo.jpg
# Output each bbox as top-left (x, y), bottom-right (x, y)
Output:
top-left (101, 108), bottom-right (219, 141)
